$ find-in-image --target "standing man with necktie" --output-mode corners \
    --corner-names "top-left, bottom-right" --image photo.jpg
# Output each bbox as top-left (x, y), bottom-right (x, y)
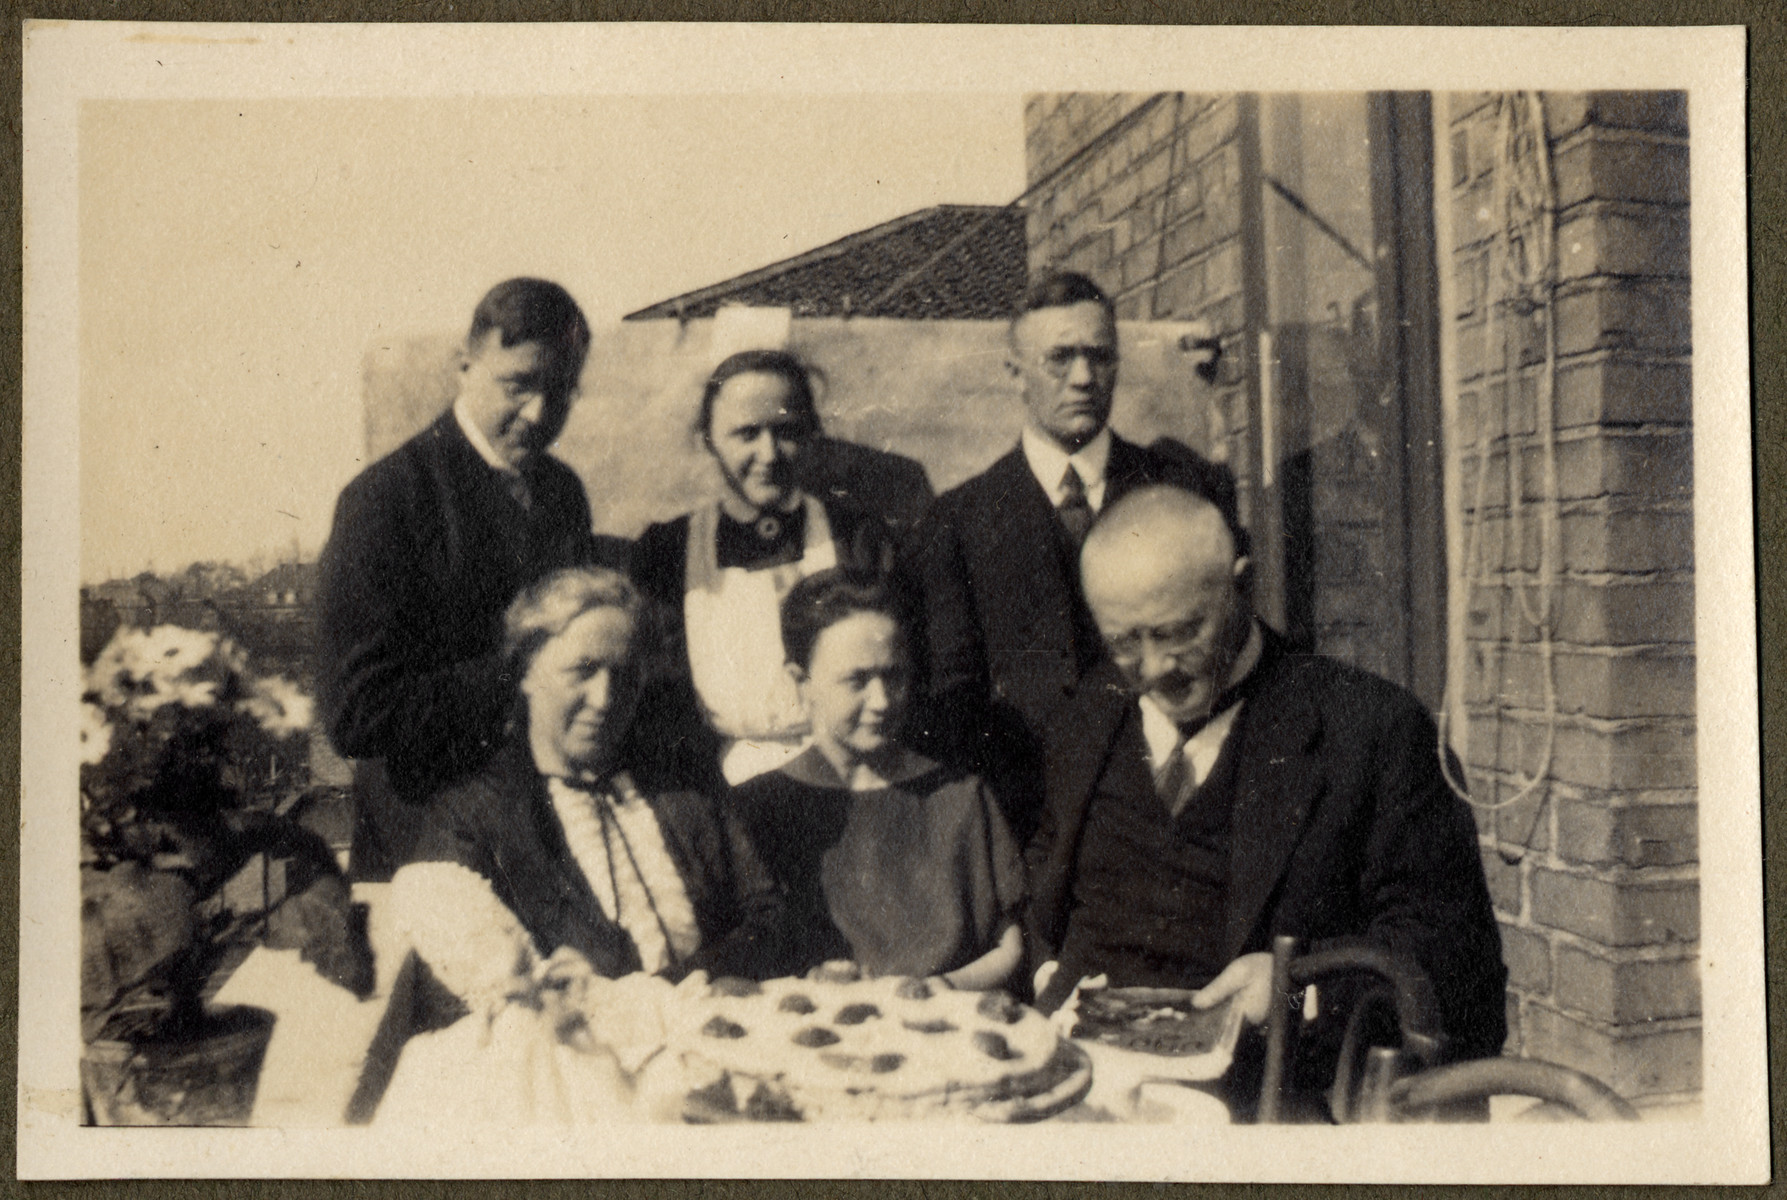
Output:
top-left (905, 272), bottom-right (1230, 843)
top-left (318, 278), bottom-right (606, 883)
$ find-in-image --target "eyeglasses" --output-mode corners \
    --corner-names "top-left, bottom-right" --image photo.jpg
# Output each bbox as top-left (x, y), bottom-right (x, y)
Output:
top-left (1039, 345), bottom-right (1118, 377)
top-left (1104, 618), bottom-right (1207, 666)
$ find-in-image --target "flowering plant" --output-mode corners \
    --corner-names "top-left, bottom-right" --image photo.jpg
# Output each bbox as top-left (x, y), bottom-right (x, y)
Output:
top-left (79, 626), bottom-right (371, 1049)
top-left (81, 625), bottom-right (313, 868)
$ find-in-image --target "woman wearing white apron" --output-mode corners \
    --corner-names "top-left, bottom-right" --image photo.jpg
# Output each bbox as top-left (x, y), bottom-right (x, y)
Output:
top-left (630, 350), bottom-right (893, 789)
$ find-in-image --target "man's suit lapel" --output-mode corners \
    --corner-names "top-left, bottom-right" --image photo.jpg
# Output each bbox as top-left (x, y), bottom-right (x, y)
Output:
top-left (986, 446), bottom-right (1072, 566)
top-left (1103, 434), bottom-right (1156, 506)
top-left (1033, 659), bottom-right (1137, 945)
top-left (419, 413), bottom-right (485, 571)
top-left (980, 447), bottom-right (1080, 658)
top-left (968, 434), bottom-right (1165, 726)
top-left (984, 432), bottom-right (1151, 590)
top-left (425, 412), bottom-right (532, 580)
top-left (1224, 645), bottom-right (1328, 961)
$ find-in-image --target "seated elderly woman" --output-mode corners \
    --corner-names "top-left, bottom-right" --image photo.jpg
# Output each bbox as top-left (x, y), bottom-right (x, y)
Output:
top-left (388, 566), bottom-right (791, 1009)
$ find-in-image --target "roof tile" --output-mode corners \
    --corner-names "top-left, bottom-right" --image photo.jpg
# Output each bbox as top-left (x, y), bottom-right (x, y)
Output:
top-left (624, 205), bottom-right (1026, 321)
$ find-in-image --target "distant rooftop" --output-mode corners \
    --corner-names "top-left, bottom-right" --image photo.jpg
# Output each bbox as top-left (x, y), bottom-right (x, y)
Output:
top-left (624, 205), bottom-right (1027, 322)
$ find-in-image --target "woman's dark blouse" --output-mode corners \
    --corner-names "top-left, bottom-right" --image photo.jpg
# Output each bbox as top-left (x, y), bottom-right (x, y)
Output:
top-left (730, 749), bottom-right (1028, 978)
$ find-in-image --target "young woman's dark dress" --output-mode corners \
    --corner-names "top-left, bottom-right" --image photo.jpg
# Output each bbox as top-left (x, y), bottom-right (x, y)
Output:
top-left (731, 747), bottom-right (1027, 979)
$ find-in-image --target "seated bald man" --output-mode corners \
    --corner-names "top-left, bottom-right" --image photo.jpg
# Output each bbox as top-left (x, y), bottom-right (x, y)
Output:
top-left (1024, 484), bottom-right (1506, 1119)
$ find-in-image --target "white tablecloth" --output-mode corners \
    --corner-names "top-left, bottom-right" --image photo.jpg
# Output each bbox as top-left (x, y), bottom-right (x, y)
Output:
top-left (211, 882), bottom-right (412, 1126)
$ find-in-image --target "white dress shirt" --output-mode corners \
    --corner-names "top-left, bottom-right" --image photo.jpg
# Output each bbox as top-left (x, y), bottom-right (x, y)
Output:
top-left (1021, 425), bottom-right (1113, 513)
top-left (545, 772), bottom-right (701, 976)
top-left (1137, 621), bottom-right (1265, 788)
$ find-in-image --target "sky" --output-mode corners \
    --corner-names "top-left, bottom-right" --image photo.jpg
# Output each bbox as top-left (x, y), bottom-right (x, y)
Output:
top-left (78, 93), bottom-right (1028, 582)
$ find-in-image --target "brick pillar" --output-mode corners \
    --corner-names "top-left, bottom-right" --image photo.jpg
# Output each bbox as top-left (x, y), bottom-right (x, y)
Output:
top-left (1022, 91), bottom-right (1252, 482)
top-left (1448, 91), bottom-right (1698, 1104)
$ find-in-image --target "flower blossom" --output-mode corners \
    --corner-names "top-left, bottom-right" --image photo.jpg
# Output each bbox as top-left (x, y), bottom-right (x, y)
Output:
top-left (79, 702), bottom-right (113, 766)
top-left (243, 674), bottom-right (314, 736)
top-left (88, 626), bottom-right (223, 716)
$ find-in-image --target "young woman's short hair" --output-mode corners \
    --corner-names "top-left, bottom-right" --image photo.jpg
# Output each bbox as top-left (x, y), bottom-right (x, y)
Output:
top-left (502, 566), bottom-right (641, 675)
top-left (780, 568), bottom-right (911, 673)
top-left (468, 277), bottom-right (591, 361)
top-left (696, 349), bottom-right (823, 445)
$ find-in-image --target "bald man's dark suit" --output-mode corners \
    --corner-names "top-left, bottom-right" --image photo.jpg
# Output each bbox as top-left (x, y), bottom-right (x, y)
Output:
top-left (1025, 631), bottom-right (1507, 1116)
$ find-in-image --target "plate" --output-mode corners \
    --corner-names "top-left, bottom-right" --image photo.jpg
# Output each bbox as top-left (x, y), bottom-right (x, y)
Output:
top-left (970, 1039), bottom-right (1095, 1123)
top-left (1070, 987), bottom-right (1238, 1058)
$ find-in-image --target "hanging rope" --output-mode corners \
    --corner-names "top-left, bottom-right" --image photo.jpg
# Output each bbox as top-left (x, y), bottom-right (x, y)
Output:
top-left (1438, 92), bottom-right (1563, 852)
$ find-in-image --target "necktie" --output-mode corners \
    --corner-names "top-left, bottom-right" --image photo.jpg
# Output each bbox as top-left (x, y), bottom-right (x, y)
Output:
top-left (503, 470), bottom-right (532, 513)
top-left (1058, 464), bottom-right (1094, 544)
top-left (1153, 685), bottom-right (1249, 819)
top-left (1153, 727), bottom-right (1196, 818)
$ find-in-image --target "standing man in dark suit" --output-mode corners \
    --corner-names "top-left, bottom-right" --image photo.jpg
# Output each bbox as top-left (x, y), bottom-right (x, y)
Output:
top-left (905, 271), bottom-right (1228, 842)
top-left (319, 278), bottom-right (603, 882)
top-left (1026, 484), bottom-right (1506, 1116)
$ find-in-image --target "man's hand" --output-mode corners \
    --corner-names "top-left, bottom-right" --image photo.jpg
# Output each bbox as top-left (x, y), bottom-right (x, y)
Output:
top-left (1190, 952), bottom-right (1275, 1026)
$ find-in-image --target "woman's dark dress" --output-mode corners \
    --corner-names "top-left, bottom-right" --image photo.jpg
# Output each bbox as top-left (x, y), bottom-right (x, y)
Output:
top-left (730, 748), bottom-right (1027, 978)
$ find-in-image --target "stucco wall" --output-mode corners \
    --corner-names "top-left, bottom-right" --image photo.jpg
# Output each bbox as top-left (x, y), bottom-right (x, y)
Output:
top-left (361, 314), bottom-right (1225, 539)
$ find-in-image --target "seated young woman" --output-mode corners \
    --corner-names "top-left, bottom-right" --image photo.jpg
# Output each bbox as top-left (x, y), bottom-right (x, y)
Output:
top-left (389, 566), bottom-right (794, 1015)
top-left (730, 568), bottom-right (1026, 991)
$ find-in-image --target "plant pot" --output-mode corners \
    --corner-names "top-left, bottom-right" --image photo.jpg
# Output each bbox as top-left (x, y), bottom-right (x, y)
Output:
top-left (81, 1005), bottom-right (276, 1126)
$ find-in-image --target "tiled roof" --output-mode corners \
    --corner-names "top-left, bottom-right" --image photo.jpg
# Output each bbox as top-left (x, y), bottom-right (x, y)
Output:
top-left (624, 205), bottom-right (1027, 321)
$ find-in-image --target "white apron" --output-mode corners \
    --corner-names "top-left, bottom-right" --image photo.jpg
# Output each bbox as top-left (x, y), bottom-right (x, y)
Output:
top-left (683, 496), bottom-right (836, 784)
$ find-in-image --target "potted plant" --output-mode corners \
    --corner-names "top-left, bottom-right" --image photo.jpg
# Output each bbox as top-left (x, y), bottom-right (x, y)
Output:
top-left (79, 625), bottom-right (374, 1125)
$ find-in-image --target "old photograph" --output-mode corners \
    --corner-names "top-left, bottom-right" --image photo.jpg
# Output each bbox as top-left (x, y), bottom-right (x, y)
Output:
top-left (19, 22), bottom-right (1761, 1182)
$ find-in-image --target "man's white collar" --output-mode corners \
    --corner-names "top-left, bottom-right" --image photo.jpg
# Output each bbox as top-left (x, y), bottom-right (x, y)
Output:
top-left (1137, 618), bottom-right (1265, 769)
top-left (1021, 425), bottom-right (1113, 508)
top-left (453, 396), bottom-right (519, 475)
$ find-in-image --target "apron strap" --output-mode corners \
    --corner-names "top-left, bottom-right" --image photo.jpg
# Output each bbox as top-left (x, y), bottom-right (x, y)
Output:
top-left (681, 495), bottom-right (837, 743)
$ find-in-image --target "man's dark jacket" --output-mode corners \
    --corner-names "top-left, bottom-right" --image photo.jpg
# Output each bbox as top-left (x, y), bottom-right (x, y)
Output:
top-left (317, 412), bottom-right (606, 882)
top-left (903, 434), bottom-right (1231, 842)
top-left (1025, 629), bottom-right (1508, 1105)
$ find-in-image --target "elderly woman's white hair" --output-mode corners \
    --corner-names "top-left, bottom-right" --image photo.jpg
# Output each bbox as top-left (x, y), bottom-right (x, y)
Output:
top-left (502, 566), bottom-right (643, 674)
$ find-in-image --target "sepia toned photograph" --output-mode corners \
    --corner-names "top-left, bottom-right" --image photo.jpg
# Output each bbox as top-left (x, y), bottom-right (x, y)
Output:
top-left (19, 22), bottom-right (1761, 1182)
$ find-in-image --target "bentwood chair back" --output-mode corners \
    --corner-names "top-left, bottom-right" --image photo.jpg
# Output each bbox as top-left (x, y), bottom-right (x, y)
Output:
top-left (1257, 935), bottom-right (1639, 1124)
